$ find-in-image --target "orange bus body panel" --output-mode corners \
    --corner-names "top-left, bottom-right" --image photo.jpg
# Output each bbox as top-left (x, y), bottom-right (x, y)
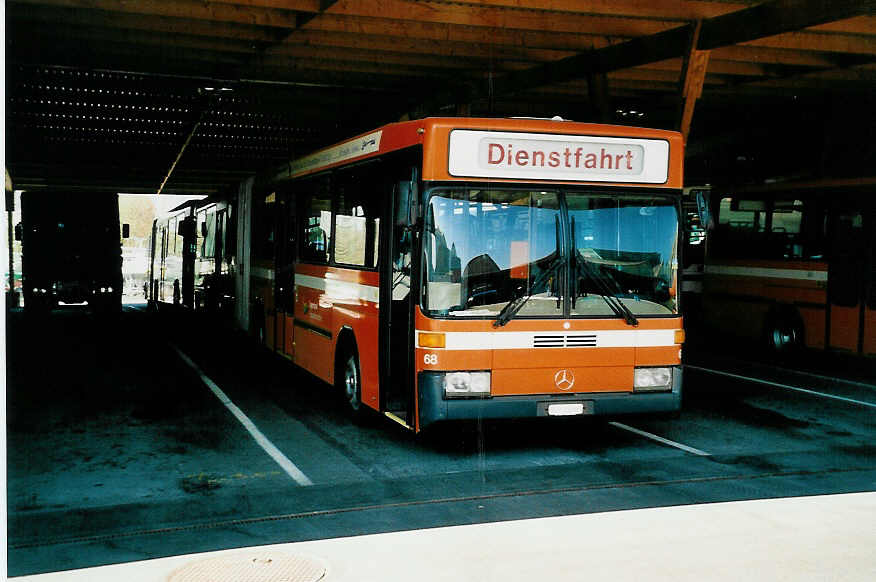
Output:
top-left (704, 259), bottom-right (829, 350)
top-left (829, 306), bottom-right (861, 352)
top-left (293, 263), bottom-right (381, 411)
top-left (413, 309), bottom-right (683, 399)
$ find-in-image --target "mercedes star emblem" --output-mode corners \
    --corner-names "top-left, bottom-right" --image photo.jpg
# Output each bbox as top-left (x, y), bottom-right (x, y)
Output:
top-left (554, 369), bottom-right (575, 391)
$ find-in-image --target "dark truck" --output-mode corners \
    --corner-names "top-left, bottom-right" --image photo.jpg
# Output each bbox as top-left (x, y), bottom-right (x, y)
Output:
top-left (16, 191), bottom-right (128, 312)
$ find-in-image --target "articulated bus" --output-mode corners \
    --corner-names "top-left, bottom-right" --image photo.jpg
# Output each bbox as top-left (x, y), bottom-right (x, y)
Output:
top-left (248, 117), bottom-right (686, 431)
top-left (701, 177), bottom-right (875, 356)
top-left (147, 197), bottom-right (235, 311)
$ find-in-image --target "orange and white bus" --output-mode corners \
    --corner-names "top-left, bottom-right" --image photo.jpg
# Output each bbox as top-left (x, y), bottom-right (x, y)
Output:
top-left (702, 177), bottom-right (876, 356)
top-left (246, 117), bottom-right (686, 431)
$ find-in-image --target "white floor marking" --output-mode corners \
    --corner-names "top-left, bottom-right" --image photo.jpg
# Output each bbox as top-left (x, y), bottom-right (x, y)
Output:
top-left (171, 344), bottom-right (314, 486)
top-left (758, 365), bottom-right (876, 391)
top-left (609, 422), bottom-right (711, 456)
top-left (685, 365), bottom-right (876, 410)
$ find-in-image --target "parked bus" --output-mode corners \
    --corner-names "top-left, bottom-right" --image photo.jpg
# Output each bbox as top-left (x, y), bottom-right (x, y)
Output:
top-left (147, 202), bottom-right (195, 308)
top-left (701, 177), bottom-right (875, 356)
top-left (247, 117), bottom-right (686, 431)
top-left (16, 190), bottom-right (127, 313)
top-left (147, 197), bottom-right (235, 312)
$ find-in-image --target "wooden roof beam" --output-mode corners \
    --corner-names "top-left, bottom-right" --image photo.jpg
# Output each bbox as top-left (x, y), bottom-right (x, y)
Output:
top-left (7, 0), bottom-right (316, 29)
top-left (744, 31), bottom-right (876, 55)
top-left (7, 4), bottom-right (286, 44)
top-left (312, 6), bottom-right (675, 38)
top-left (415, 0), bottom-right (875, 114)
top-left (416, 0), bottom-right (748, 21)
top-left (287, 30), bottom-right (576, 63)
top-left (698, 0), bottom-right (875, 50)
top-left (305, 14), bottom-right (614, 52)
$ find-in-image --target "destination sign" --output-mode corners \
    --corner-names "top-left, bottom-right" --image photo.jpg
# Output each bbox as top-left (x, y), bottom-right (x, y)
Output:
top-left (448, 129), bottom-right (670, 183)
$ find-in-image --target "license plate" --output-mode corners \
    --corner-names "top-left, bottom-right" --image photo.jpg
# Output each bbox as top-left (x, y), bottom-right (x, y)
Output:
top-left (547, 402), bottom-right (585, 416)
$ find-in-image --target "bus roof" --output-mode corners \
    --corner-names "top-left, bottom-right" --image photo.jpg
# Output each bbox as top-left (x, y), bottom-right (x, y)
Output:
top-left (272, 117), bottom-right (684, 189)
top-left (717, 176), bottom-right (876, 195)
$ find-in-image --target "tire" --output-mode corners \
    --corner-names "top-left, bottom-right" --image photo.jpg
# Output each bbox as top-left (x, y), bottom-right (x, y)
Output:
top-left (338, 349), bottom-right (363, 417)
top-left (766, 312), bottom-right (804, 354)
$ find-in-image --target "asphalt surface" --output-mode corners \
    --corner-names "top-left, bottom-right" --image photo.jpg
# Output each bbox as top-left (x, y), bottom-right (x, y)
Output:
top-left (6, 306), bottom-right (875, 576)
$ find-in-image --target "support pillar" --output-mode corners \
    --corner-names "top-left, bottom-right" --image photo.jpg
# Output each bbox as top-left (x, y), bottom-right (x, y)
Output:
top-left (6, 170), bottom-right (19, 308)
top-left (587, 72), bottom-right (611, 123)
top-left (678, 21), bottom-right (711, 144)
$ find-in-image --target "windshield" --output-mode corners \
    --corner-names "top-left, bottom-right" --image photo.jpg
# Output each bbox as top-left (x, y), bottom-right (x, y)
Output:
top-left (423, 188), bottom-right (679, 319)
top-left (423, 189), bottom-right (562, 317)
top-left (568, 194), bottom-right (678, 316)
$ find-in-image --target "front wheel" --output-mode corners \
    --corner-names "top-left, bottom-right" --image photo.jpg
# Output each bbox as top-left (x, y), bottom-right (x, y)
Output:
top-left (338, 350), bottom-right (363, 417)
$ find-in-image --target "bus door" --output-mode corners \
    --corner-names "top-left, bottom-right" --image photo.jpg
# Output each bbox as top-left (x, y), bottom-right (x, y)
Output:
top-left (827, 206), bottom-right (869, 353)
top-left (380, 179), bottom-right (416, 423)
top-left (275, 192), bottom-right (296, 358)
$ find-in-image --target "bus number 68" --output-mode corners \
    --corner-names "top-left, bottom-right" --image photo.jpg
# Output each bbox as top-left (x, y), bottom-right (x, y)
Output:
top-left (423, 353), bottom-right (438, 365)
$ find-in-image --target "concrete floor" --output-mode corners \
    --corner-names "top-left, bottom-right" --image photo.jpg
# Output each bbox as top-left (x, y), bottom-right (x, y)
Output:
top-left (14, 493), bottom-right (876, 582)
top-left (5, 307), bottom-right (875, 576)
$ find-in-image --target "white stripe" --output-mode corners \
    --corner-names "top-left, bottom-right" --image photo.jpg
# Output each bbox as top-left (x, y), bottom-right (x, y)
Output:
top-left (705, 265), bottom-right (827, 282)
top-left (685, 365), bottom-right (876, 409)
top-left (295, 273), bottom-right (380, 304)
top-left (417, 329), bottom-right (677, 350)
top-left (771, 368), bottom-right (876, 391)
top-left (609, 422), bottom-right (711, 456)
top-left (171, 345), bottom-right (314, 486)
top-left (251, 266), bottom-right (275, 281)
top-left (681, 280), bottom-right (703, 293)
top-left (289, 130), bottom-right (382, 177)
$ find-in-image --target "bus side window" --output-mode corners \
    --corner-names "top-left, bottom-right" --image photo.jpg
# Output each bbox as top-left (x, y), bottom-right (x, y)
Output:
top-left (298, 175), bottom-right (332, 264)
top-left (335, 171), bottom-right (368, 267)
top-left (333, 164), bottom-right (385, 269)
top-left (770, 198), bottom-right (803, 260)
top-left (714, 197), bottom-right (765, 258)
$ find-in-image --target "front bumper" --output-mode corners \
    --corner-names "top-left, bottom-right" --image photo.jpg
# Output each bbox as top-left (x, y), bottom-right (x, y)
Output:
top-left (417, 366), bottom-right (682, 429)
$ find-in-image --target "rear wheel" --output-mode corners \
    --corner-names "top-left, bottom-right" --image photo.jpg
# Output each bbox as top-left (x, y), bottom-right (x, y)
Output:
top-left (766, 312), bottom-right (804, 354)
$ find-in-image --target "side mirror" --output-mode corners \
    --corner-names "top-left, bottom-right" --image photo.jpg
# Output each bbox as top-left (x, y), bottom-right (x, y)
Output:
top-left (201, 221), bottom-right (208, 237)
top-left (14, 223), bottom-right (22, 241)
top-left (395, 182), bottom-right (412, 227)
top-left (178, 218), bottom-right (195, 238)
top-left (695, 189), bottom-right (714, 231)
top-left (395, 168), bottom-right (420, 227)
top-left (122, 223), bottom-right (130, 238)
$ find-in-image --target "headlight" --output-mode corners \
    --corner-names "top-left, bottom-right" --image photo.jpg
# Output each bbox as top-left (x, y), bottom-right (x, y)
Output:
top-left (443, 371), bottom-right (491, 398)
top-left (633, 367), bottom-right (672, 392)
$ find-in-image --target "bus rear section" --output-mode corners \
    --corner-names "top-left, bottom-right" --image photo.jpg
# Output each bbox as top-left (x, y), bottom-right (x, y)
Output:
top-left (702, 179), bottom-right (875, 357)
top-left (250, 117), bottom-right (685, 431)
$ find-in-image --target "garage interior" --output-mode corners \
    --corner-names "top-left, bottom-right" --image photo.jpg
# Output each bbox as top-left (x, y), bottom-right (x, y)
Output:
top-left (6, 0), bottom-right (875, 195)
top-left (4, 1), bottom-right (876, 579)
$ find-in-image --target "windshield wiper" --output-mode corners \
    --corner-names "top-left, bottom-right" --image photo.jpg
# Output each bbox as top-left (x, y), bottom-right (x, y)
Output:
top-left (494, 255), bottom-right (563, 328)
top-left (573, 250), bottom-right (639, 327)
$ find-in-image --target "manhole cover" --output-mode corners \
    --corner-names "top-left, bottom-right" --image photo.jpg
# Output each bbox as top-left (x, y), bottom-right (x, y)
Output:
top-left (167, 553), bottom-right (327, 582)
